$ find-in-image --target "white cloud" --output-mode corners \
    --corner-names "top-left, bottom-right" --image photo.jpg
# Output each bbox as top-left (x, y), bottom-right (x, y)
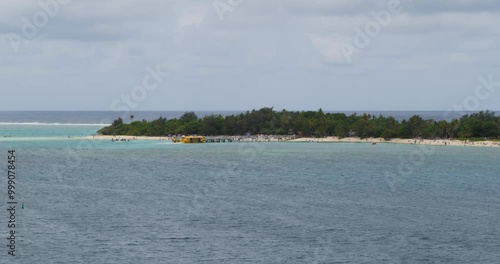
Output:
top-left (309, 34), bottom-right (351, 64)
top-left (1, 0), bottom-right (499, 110)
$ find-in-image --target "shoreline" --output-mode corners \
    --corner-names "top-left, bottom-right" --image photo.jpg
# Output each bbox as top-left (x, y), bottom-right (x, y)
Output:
top-left (289, 137), bottom-right (500, 148)
top-left (81, 135), bottom-right (500, 148)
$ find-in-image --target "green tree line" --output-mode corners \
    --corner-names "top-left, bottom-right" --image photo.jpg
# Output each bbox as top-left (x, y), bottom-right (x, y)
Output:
top-left (97, 108), bottom-right (500, 139)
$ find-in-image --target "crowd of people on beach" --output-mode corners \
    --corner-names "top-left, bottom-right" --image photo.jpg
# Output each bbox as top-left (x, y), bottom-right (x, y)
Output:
top-left (111, 138), bottom-right (129, 142)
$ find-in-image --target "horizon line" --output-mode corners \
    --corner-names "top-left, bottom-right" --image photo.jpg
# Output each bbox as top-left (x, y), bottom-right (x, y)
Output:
top-left (0, 109), bottom-right (499, 112)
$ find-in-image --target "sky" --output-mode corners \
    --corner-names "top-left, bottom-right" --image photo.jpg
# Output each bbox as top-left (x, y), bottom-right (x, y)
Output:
top-left (1, 0), bottom-right (499, 111)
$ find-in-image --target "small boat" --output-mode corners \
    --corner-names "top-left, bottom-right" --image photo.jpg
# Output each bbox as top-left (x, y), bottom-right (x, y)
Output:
top-left (171, 135), bottom-right (206, 143)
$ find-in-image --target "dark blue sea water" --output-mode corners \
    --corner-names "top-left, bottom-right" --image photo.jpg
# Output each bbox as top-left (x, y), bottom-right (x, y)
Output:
top-left (1, 112), bottom-right (499, 263)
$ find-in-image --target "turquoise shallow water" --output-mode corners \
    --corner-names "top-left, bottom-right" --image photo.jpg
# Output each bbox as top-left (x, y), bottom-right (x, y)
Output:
top-left (0, 124), bottom-right (105, 138)
top-left (1, 125), bottom-right (500, 263)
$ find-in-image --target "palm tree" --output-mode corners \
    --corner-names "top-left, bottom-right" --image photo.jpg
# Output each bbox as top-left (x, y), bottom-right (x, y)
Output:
top-left (130, 114), bottom-right (135, 123)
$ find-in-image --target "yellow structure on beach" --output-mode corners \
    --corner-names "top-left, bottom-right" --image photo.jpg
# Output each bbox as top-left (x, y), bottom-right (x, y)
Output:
top-left (171, 135), bottom-right (206, 143)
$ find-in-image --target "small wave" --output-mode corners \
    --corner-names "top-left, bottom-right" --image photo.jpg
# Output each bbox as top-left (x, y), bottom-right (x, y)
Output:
top-left (0, 122), bottom-right (110, 126)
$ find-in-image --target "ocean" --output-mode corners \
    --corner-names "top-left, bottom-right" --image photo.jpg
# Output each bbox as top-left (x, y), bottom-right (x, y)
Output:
top-left (1, 112), bottom-right (499, 263)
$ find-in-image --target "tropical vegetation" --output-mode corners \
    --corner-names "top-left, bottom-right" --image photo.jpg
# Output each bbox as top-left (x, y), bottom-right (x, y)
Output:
top-left (97, 108), bottom-right (500, 139)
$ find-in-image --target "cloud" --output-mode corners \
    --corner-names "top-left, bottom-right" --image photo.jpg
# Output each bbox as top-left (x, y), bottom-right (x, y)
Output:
top-left (403, 0), bottom-right (500, 14)
top-left (309, 34), bottom-right (351, 64)
top-left (1, 0), bottom-right (499, 110)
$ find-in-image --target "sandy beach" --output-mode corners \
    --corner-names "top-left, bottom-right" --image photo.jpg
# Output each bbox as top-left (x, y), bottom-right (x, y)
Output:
top-left (81, 135), bottom-right (500, 148)
top-left (288, 136), bottom-right (500, 148)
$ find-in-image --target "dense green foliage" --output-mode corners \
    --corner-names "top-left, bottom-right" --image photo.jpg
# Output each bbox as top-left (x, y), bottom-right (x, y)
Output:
top-left (98, 108), bottom-right (500, 139)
